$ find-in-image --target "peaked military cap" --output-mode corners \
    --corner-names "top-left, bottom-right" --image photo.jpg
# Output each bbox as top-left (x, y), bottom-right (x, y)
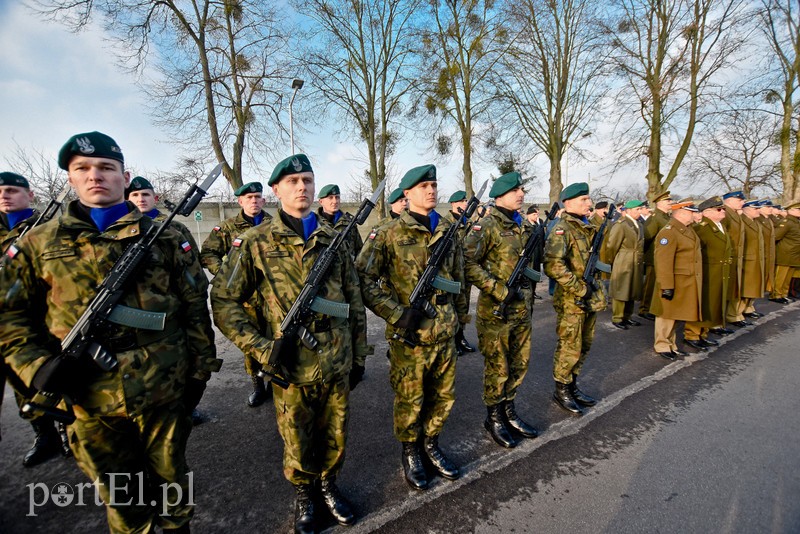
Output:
top-left (448, 190), bottom-right (467, 203)
top-left (624, 199), bottom-right (645, 209)
top-left (559, 182), bottom-right (589, 202)
top-left (672, 198), bottom-right (698, 212)
top-left (742, 199), bottom-right (761, 208)
top-left (318, 184), bottom-right (340, 199)
top-left (387, 187), bottom-right (405, 204)
top-left (0, 172), bottom-right (30, 189)
top-left (722, 190), bottom-right (745, 200)
top-left (651, 190), bottom-right (672, 203)
top-left (268, 154), bottom-right (313, 186)
top-left (234, 182), bottom-right (263, 196)
top-left (399, 164), bottom-right (436, 190)
top-left (594, 200), bottom-right (609, 210)
top-left (128, 176), bottom-right (154, 192)
top-left (698, 196), bottom-right (723, 211)
top-left (489, 172), bottom-right (522, 199)
top-left (58, 131), bottom-right (124, 170)
top-left (785, 202), bottom-right (800, 210)
top-left (526, 204), bottom-right (538, 215)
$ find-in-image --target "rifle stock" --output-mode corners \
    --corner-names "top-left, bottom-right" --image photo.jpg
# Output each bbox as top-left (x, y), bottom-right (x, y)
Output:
top-left (576, 203), bottom-right (616, 310)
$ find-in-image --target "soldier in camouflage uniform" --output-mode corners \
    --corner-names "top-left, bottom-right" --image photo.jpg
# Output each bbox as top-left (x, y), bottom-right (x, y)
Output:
top-left (544, 182), bottom-right (607, 416)
top-left (0, 171), bottom-right (71, 466)
top-left (0, 132), bottom-right (219, 534)
top-left (444, 190), bottom-right (477, 356)
top-left (201, 181), bottom-right (273, 407)
top-left (317, 184), bottom-right (364, 260)
top-left (463, 172), bottom-right (539, 449)
top-left (211, 154), bottom-right (369, 533)
top-left (357, 164), bottom-right (468, 491)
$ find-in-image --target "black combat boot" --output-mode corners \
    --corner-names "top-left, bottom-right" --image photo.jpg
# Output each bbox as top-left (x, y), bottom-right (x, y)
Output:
top-left (22, 419), bottom-right (61, 467)
top-left (320, 477), bottom-right (355, 526)
top-left (57, 422), bottom-right (72, 457)
top-left (502, 400), bottom-right (538, 438)
top-left (247, 375), bottom-right (269, 407)
top-left (484, 404), bottom-right (517, 448)
top-left (552, 382), bottom-right (583, 415)
top-left (401, 442), bottom-right (428, 490)
top-left (569, 374), bottom-right (597, 406)
top-left (455, 328), bottom-right (477, 355)
top-left (422, 435), bottom-right (460, 480)
top-left (293, 483), bottom-right (316, 534)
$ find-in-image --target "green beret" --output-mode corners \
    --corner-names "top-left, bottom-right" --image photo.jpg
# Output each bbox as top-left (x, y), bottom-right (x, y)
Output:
top-left (0, 172), bottom-right (30, 189)
top-left (58, 131), bottom-right (124, 170)
top-left (268, 154), bottom-right (313, 186)
top-left (624, 199), bottom-right (644, 209)
top-left (489, 172), bottom-right (522, 199)
top-left (448, 190), bottom-right (467, 203)
top-left (698, 196), bottom-right (723, 211)
top-left (398, 164), bottom-right (436, 190)
top-left (234, 182), bottom-right (263, 196)
top-left (559, 182), bottom-right (589, 202)
top-left (128, 176), bottom-right (154, 192)
top-left (318, 184), bottom-right (341, 199)
top-left (387, 188), bottom-right (405, 204)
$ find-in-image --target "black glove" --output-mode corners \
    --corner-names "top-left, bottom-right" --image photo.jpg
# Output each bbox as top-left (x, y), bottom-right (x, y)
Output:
top-left (349, 364), bottom-right (365, 391)
top-left (184, 378), bottom-right (207, 413)
top-left (661, 289), bottom-right (674, 301)
top-left (32, 355), bottom-right (83, 397)
top-left (395, 307), bottom-right (424, 330)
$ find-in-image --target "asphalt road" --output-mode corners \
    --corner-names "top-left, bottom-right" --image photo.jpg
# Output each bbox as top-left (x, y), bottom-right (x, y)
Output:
top-left (1, 293), bottom-right (798, 534)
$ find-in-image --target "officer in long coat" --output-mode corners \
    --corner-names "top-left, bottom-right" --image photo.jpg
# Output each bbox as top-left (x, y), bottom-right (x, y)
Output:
top-left (740, 199), bottom-right (767, 318)
top-left (357, 164), bottom-right (468, 491)
top-left (464, 172), bottom-right (539, 449)
top-left (756, 200), bottom-right (777, 296)
top-left (722, 191), bottom-right (749, 326)
top-left (651, 200), bottom-right (703, 359)
top-left (211, 154), bottom-right (369, 532)
top-left (771, 202), bottom-right (800, 302)
top-left (604, 199), bottom-right (645, 329)
top-left (684, 196), bottom-right (733, 349)
top-left (640, 191), bottom-right (673, 320)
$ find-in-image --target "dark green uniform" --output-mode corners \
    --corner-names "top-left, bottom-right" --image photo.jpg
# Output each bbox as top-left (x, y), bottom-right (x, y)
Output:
top-left (0, 201), bottom-right (219, 533)
top-left (641, 208), bottom-right (670, 314)
top-left (210, 211), bottom-right (369, 485)
top-left (544, 212), bottom-right (607, 384)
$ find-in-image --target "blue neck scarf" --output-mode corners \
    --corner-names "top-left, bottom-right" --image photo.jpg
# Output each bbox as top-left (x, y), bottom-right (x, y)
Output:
top-left (7, 208), bottom-right (34, 230)
top-left (333, 210), bottom-right (343, 224)
top-left (145, 208), bottom-right (160, 219)
top-left (512, 210), bottom-right (523, 226)
top-left (90, 203), bottom-right (130, 232)
top-left (253, 212), bottom-right (263, 226)
top-left (429, 210), bottom-right (441, 232)
top-left (302, 212), bottom-right (318, 241)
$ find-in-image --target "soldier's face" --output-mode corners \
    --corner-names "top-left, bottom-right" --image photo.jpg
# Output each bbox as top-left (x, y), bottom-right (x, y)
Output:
top-left (450, 199), bottom-right (467, 214)
top-left (724, 197), bottom-right (744, 211)
top-left (67, 156), bottom-right (130, 208)
top-left (0, 185), bottom-right (34, 213)
top-left (692, 211), bottom-right (703, 223)
top-left (238, 192), bottom-right (263, 217)
top-left (391, 197), bottom-right (407, 214)
top-left (495, 187), bottom-right (524, 211)
top-left (656, 199), bottom-right (673, 212)
top-left (405, 181), bottom-right (437, 213)
top-left (272, 172), bottom-right (314, 217)
top-left (319, 194), bottom-right (340, 215)
top-left (703, 207), bottom-right (726, 222)
top-left (563, 194), bottom-right (592, 216)
top-left (128, 189), bottom-right (157, 213)
top-left (742, 206), bottom-right (759, 219)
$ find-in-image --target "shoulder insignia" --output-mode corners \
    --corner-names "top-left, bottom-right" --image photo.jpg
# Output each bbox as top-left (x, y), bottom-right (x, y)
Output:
top-left (664, 225), bottom-right (672, 229)
top-left (212, 225), bottom-right (221, 232)
top-left (473, 225), bottom-right (482, 232)
top-left (232, 238), bottom-right (243, 247)
top-left (555, 229), bottom-right (565, 235)
top-left (659, 237), bottom-right (668, 245)
top-left (180, 241), bottom-right (192, 252)
top-left (368, 230), bottom-right (378, 240)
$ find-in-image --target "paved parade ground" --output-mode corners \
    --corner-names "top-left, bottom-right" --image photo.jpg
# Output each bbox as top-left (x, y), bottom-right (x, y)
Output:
top-left (2, 293), bottom-right (799, 533)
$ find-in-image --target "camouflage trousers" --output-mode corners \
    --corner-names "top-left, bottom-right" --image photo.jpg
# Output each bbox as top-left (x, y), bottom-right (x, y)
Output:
top-left (388, 338), bottom-right (456, 442)
top-left (244, 354), bottom-right (261, 377)
top-left (552, 306), bottom-right (597, 384)
top-left (272, 374), bottom-right (350, 485)
top-left (69, 400), bottom-right (193, 534)
top-left (477, 311), bottom-right (532, 406)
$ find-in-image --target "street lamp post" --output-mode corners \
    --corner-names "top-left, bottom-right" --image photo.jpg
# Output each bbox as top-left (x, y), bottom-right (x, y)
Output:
top-left (289, 78), bottom-right (304, 154)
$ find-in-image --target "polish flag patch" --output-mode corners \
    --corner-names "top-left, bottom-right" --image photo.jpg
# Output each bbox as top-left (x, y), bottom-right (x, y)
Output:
top-left (472, 225), bottom-right (482, 232)
top-left (368, 231), bottom-right (377, 240)
top-left (212, 225), bottom-right (221, 232)
top-left (555, 229), bottom-right (565, 235)
top-left (181, 241), bottom-right (192, 252)
top-left (232, 238), bottom-right (243, 247)
top-left (5, 244), bottom-right (19, 259)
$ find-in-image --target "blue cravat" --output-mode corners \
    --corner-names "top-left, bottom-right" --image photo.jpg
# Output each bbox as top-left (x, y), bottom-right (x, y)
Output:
top-left (253, 213), bottom-right (263, 226)
top-left (90, 203), bottom-right (130, 232)
top-left (145, 208), bottom-right (160, 219)
top-left (429, 210), bottom-right (441, 232)
top-left (7, 208), bottom-right (34, 230)
top-left (512, 211), bottom-right (523, 226)
top-left (302, 213), bottom-right (318, 241)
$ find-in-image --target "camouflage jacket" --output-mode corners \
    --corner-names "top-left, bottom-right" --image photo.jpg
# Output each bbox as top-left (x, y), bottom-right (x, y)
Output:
top-left (318, 208), bottom-right (364, 260)
top-left (200, 209), bottom-right (272, 275)
top-left (209, 210), bottom-right (370, 386)
top-left (544, 212), bottom-right (607, 312)
top-left (356, 210), bottom-right (468, 344)
top-left (151, 209), bottom-right (200, 251)
top-left (0, 201), bottom-right (219, 419)
top-left (464, 209), bottom-right (534, 321)
top-left (1, 210), bottom-right (40, 257)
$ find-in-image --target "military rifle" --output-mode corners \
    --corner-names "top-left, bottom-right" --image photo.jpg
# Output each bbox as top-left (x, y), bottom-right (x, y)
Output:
top-left (258, 179), bottom-right (386, 388)
top-left (1, 183), bottom-right (70, 269)
top-left (493, 201), bottom-right (560, 319)
top-left (392, 180), bottom-right (488, 348)
top-left (576, 203), bottom-right (615, 310)
top-left (21, 163), bottom-right (224, 424)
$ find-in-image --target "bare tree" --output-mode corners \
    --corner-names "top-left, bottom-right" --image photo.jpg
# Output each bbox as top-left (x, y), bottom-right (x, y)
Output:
top-left (416, 0), bottom-right (514, 197)
top-left (500, 0), bottom-right (609, 204)
top-left (34, 0), bottom-right (290, 190)
top-left (760, 0), bottom-right (800, 203)
top-left (601, 0), bottom-right (749, 200)
top-left (3, 141), bottom-right (68, 206)
top-left (300, 0), bottom-right (417, 216)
